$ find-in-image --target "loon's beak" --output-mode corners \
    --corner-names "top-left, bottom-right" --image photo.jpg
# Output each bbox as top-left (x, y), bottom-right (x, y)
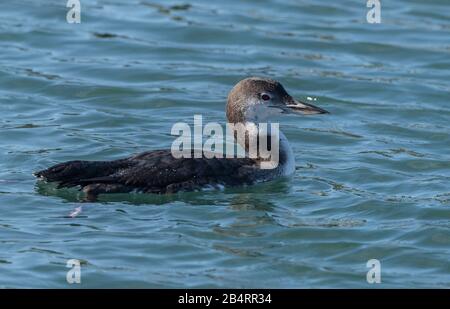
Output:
top-left (282, 96), bottom-right (329, 115)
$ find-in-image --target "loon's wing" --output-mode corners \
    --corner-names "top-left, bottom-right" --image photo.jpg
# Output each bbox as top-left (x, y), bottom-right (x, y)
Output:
top-left (35, 149), bottom-right (257, 198)
top-left (114, 150), bottom-right (257, 193)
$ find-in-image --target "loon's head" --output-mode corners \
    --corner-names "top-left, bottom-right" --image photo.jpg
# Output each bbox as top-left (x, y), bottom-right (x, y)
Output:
top-left (226, 77), bottom-right (329, 123)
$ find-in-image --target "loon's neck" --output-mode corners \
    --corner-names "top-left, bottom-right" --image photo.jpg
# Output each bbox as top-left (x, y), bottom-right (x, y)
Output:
top-left (233, 122), bottom-right (295, 175)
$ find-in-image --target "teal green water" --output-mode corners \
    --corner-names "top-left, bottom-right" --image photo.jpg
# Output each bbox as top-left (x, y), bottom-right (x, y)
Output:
top-left (1, 0), bottom-right (449, 288)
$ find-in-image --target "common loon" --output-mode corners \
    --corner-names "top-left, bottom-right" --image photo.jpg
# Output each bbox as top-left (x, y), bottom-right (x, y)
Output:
top-left (35, 77), bottom-right (328, 200)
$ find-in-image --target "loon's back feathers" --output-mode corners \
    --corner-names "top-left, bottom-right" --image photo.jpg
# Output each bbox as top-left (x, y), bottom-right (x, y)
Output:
top-left (35, 149), bottom-right (257, 198)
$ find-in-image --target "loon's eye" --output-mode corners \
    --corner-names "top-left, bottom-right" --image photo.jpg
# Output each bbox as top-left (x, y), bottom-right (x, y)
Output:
top-left (261, 94), bottom-right (271, 101)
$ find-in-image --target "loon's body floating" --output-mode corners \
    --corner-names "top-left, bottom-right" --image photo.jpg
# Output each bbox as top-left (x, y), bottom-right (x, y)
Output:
top-left (35, 77), bottom-right (328, 200)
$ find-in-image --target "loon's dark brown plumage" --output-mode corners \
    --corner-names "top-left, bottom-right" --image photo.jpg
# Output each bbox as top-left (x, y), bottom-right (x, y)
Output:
top-left (35, 150), bottom-right (257, 198)
top-left (35, 77), bottom-right (328, 200)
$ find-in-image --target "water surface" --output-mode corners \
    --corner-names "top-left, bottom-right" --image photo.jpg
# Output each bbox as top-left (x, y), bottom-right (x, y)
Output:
top-left (0, 0), bottom-right (449, 288)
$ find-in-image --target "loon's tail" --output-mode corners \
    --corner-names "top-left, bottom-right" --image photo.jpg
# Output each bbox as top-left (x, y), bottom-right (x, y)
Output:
top-left (34, 159), bottom-right (131, 189)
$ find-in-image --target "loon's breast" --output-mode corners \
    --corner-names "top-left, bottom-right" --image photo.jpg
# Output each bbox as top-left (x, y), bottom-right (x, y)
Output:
top-left (279, 131), bottom-right (296, 176)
